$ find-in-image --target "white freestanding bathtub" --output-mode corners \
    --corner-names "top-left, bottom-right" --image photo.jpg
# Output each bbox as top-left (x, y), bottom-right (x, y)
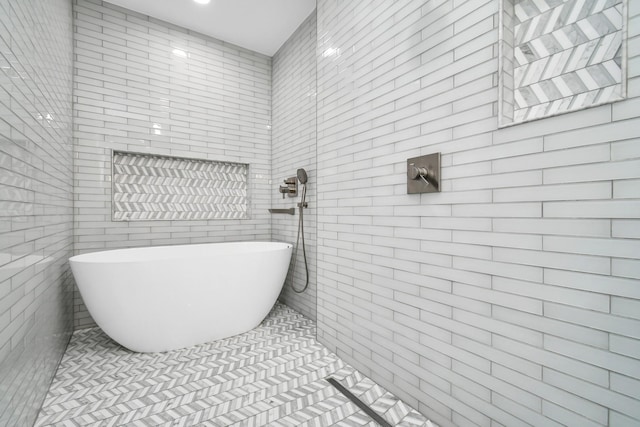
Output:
top-left (69, 241), bottom-right (292, 353)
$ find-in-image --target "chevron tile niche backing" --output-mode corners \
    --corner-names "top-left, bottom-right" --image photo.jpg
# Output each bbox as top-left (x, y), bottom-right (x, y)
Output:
top-left (112, 152), bottom-right (248, 221)
top-left (499, 0), bottom-right (627, 126)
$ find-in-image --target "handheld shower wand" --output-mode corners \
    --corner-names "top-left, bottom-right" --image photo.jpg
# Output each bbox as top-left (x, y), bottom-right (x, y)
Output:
top-left (290, 168), bottom-right (309, 293)
top-left (297, 168), bottom-right (308, 185)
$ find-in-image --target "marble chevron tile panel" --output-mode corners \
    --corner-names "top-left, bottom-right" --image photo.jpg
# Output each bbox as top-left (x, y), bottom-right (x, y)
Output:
top-left (500, 0), bottom-right (627, 126)
top-left (112, 151), bottom-right (248, 221)
top-left (35, 304), bottom-right (435, 427)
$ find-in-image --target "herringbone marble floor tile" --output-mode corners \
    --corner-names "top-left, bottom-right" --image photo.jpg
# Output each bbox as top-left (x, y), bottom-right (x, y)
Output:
top-left (36, 304), bottom-right (435, 427)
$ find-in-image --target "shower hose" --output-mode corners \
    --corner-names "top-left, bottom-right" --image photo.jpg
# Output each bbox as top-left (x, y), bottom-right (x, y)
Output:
top-left (291, 183), bottom-right (309, 293)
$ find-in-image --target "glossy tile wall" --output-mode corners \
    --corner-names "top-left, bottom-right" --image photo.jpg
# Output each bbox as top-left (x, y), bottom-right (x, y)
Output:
top-left (0, 0), bottom-right (74, 424)
top-left (72, 0), bottom-right (272, 328)
top-left (315, 1), bottom-right (640, 426)
top-left (272, 11), bottom-right (317, 320)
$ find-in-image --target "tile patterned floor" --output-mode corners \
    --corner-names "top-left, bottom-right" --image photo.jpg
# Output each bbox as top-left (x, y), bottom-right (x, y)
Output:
top-left (36, 304), bottom-right (435, 426)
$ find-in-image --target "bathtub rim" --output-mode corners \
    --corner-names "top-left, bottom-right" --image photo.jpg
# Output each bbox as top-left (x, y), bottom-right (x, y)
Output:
top-left (69, 241), bottom-right (293, 264)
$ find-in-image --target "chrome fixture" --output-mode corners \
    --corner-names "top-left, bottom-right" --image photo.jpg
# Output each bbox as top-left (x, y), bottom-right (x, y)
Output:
top-left (268, 208), bottom-right (295, 215)
top-left (296, 168), bottom-right (308, 208)
top-left (291, 168), bottom-right (309, 293)
top-left (279, 177), bottom-right (297, 198)
top-left (270, 169), bottom-right (310, 292)
top-left (407, 153), bottom-right (440, 193)
top-left (297, 168), bottom-right (308, 184)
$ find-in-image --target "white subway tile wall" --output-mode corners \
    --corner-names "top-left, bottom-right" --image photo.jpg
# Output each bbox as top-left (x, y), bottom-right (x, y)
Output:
top-left (272, 12), bottom-right (318, 320)
top-left (316, 1), bottom-right (640, 426)
top-left (0, 0), bottom-right (74, 424)
top-left (73, 0), bottom-right (272, 328)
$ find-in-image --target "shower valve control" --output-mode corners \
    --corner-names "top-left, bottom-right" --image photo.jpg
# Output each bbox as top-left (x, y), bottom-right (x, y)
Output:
top-left (409, 165), bottom-right (432, 181)
top-left (279, 177), bottom-right (298, 198)
top-left (407, 153), bottom-right (440, 194)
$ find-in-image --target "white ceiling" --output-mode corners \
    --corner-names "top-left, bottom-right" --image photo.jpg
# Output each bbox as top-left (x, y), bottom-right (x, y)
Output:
top-left (104, 0), bottom-right (316, 56)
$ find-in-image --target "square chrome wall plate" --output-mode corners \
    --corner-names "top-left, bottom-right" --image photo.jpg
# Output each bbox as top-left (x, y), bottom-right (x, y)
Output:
top-left (407, 153), bottom-right (440, 194)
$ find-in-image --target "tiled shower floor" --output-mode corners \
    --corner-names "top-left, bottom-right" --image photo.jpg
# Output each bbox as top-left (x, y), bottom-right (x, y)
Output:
top-left (35, 304), bottom-right (434, 426)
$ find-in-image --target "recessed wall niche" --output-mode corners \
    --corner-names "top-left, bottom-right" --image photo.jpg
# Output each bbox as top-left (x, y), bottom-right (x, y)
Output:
top-left (112, 151), bottom-right (248, 221)
top-left (499, 0), bottom-right (627, 127)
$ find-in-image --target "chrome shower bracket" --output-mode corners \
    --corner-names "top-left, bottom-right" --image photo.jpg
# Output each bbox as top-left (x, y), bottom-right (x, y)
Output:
top-left (279, 177), bottom-right (298, 198)
top-left (407, 153), bottom-right (440, 193)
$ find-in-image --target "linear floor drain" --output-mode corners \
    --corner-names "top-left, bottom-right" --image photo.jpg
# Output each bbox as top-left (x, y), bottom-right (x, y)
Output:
top-left (326, 377), bottom-right (392, 427)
